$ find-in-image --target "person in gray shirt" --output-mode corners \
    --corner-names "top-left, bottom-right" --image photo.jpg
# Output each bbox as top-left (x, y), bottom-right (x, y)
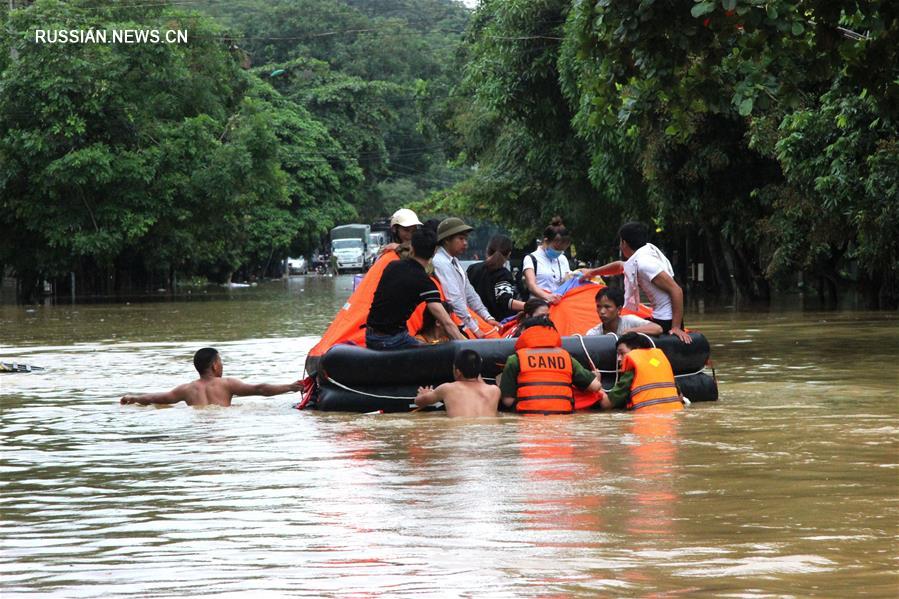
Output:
top-left (586, 287), bottom-right (663, 337)
top-left (432, 217), bottom-right (501, 338)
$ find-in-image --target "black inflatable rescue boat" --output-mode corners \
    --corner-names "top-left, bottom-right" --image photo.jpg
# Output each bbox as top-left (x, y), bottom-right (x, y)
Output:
top-left (305, 333), bottom-right (717, 412)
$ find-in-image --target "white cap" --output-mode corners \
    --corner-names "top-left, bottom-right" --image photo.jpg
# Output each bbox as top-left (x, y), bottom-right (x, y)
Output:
top-left (390, 208), bottom-right (423, 228)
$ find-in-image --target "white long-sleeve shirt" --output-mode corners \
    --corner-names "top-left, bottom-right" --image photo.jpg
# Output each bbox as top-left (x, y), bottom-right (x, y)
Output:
top-left (432, 247), bottom-right (493, 334)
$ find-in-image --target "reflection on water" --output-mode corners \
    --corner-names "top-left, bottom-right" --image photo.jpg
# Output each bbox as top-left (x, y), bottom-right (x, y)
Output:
top-left (1, 278), bottom-right (898, 597)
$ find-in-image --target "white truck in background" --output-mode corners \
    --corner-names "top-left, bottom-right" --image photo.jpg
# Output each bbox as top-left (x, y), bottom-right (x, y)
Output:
top-left (330, 224), bottom-right (371, 273)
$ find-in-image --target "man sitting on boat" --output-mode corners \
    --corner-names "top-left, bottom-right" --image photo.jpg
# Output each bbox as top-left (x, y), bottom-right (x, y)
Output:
top-left (466, 234), bottom-right (525, 322)
top-left (586, 287), bottom-right (663, 337)
top-left (366, 229), bottom-right (466, 350)
top-left (581, 222), bottom-right (691, 343)
top-left (500, 316), bottom-right (605, 415)
top-left (598, 332), bottom-right (684, 413)
top-left (379, 208), bottom-right (423, 260)
top-left (414, 349), bottom-right (501, 417)
top-left (432, 217), bottom-right (502, 338)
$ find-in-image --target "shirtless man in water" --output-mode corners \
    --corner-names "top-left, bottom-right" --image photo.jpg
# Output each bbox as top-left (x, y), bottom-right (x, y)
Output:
top-left (414, 349), bottom-right (500, 417)
top-left (120, 348), bottom-right (301, 407)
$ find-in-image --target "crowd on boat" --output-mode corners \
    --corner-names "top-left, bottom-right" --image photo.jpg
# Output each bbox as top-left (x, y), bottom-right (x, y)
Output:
top-left (369, 209), bottom-right (691, 347)
top-left (364, 209), bottom-right (691, 416)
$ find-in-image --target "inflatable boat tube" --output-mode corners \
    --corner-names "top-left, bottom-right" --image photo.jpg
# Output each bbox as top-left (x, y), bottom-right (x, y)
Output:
top-left (313, 333), bottom-right (715, 412)
top-left (315, 372), bottom-right (717, 412)
top-left (319, 333), bottom-right (709, 384)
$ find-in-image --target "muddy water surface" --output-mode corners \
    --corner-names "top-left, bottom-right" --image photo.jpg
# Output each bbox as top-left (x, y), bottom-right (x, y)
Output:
top-left (2, 277), bottom-right (897, 597)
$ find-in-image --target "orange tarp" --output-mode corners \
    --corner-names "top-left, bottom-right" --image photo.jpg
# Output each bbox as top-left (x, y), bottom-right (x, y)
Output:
top-left (308, 254), bottom-right (500, 360)
top-left (573, 389), bottom-right (602, 410)
top-left (405, 291), bottom-right (500, 340)
top-left (547, 284), bottom-right (653, 336)
top-left (307, 253), bottom-right (399, 358)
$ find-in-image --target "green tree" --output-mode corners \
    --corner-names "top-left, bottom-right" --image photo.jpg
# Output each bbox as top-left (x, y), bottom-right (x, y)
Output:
top-left (204, 0), bottom-right (472, 220)
top-left (0, 0), bottom-right (359, 298)
top-left (422, 0), bottom-right (631, 258)
top-left (440, 0), bottom-right (897, 305)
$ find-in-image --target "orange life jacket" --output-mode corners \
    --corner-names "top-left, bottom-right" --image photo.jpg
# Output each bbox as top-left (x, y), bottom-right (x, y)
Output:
top-left (513, 325), bottom-right (574, 414)
top-left (621, 348), bottom-right (682, 413)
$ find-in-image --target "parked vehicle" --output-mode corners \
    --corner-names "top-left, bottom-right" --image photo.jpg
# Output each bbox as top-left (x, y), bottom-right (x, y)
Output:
top-left (369, 230), bottom-right (388, 263)
top-left (286, 256), bottom-right (308, 275)
top-left (330, 224), bottom-right (371, 273)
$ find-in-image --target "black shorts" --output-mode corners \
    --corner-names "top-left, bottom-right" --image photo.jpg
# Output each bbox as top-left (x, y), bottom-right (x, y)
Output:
top-left (650, 318), bottom-right (672, 334)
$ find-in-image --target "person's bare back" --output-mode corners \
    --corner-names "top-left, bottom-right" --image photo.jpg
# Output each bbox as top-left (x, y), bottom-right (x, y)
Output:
top-left (414, 349), bottom-right (500, 417)
top-left (141, 377), bottom-right (277, 407)
top-left (120, 348), bottom-right (301, 408)
top-left (428, 379), bottom-right (500, 417)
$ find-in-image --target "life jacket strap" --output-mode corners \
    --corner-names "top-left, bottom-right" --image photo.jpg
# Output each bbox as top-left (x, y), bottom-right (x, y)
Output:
top-left (630, 381), bottom-right (677, 398)
top-left (631, 395), bottom-right (682, 410)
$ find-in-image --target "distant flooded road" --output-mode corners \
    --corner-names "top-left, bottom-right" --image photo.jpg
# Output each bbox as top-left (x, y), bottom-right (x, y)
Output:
top-left (2, 277), bottom-right (897, 597)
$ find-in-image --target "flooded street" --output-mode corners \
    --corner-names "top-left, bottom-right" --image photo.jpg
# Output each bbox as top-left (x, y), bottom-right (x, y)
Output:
top-left (2, 277), bottom-right (898, 597)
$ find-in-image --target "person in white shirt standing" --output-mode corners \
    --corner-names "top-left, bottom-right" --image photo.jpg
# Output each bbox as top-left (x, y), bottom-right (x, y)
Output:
top-left (522, 216), bottom-right (574, 304)
top-left (432, 217), bottom-right (501, 338)
top-left (581, 222), bottom-right (692, 344)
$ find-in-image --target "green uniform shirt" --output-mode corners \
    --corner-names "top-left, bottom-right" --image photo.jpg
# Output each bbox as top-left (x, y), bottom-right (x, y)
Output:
top-left (499, 352), bottom-right (597, 401)
top-left (604, 370), bottom-right (635, 409)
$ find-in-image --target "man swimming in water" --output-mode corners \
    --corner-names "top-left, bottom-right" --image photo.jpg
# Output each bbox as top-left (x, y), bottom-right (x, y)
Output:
top-left (120, 348), bottom-right (301, 407)
top-left (414, 349), bottom-right (500, 417)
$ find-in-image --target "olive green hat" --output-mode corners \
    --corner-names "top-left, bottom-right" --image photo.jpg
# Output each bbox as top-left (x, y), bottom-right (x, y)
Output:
top-left (437, 217), bottom-right (473, 242)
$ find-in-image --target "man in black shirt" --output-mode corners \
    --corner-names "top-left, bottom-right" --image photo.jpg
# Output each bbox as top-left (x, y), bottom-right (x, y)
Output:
top-left (467, 234), bottom-right (525, 322)
top-left (366, 229), bottom-right (466, 350)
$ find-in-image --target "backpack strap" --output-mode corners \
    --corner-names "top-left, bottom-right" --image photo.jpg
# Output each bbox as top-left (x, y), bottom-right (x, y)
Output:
top-left (526, 252), bottom-right (538, 275)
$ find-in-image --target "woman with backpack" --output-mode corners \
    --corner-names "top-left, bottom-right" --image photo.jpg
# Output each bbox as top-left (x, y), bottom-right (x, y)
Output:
top-left (521, 217), bottom-right (575, 305)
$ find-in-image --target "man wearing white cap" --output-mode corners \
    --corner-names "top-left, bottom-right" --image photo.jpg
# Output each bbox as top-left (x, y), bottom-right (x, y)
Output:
top-left (432, 217), bottom-right (501, 338)
top-left (381, 208), bottom-right (423, 260)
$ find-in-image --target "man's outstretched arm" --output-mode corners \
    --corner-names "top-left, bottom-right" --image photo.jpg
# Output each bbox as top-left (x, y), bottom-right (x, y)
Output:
top-left (121, 385), bottom-right (189, 405)
top-left (580, 260), bottom-right (625, 281)
top-left (225, 379), bottom-right (302, 397)
top-left (415, 385), bottom-right (444, 408)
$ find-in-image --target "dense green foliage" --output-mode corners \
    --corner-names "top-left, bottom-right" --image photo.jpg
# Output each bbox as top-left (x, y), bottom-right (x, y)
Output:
top-left (0, 0), bottom-right (468, 299)
top-left (2, 0), bottom-right (896, 307)
top-left (419, 0), bottom-right (621, 259)
top-left (201, 0), bottom-right (470, 220)
top-left (435, 0), bottom-right (897, 307)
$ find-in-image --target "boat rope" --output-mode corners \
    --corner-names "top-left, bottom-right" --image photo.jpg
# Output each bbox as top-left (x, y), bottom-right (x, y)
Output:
top-left (325, 376), bottom-right (418, 400)
top-left (572, 333), bottom-right (622, 373)
top-left (602, 332), bottom-right (621, 392)
top-left (637, 332), bottom-right (657, 348)
top-left (674, 367), bottom-right (711, 379)
top-left (573, 333), bottom-right (598, 371)
top-left (573, 333), bottom-right (619, 392)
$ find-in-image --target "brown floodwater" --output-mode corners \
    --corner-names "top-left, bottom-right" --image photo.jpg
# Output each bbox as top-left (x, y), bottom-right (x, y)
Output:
top-left (2, 276), bottom-right (897, 597)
